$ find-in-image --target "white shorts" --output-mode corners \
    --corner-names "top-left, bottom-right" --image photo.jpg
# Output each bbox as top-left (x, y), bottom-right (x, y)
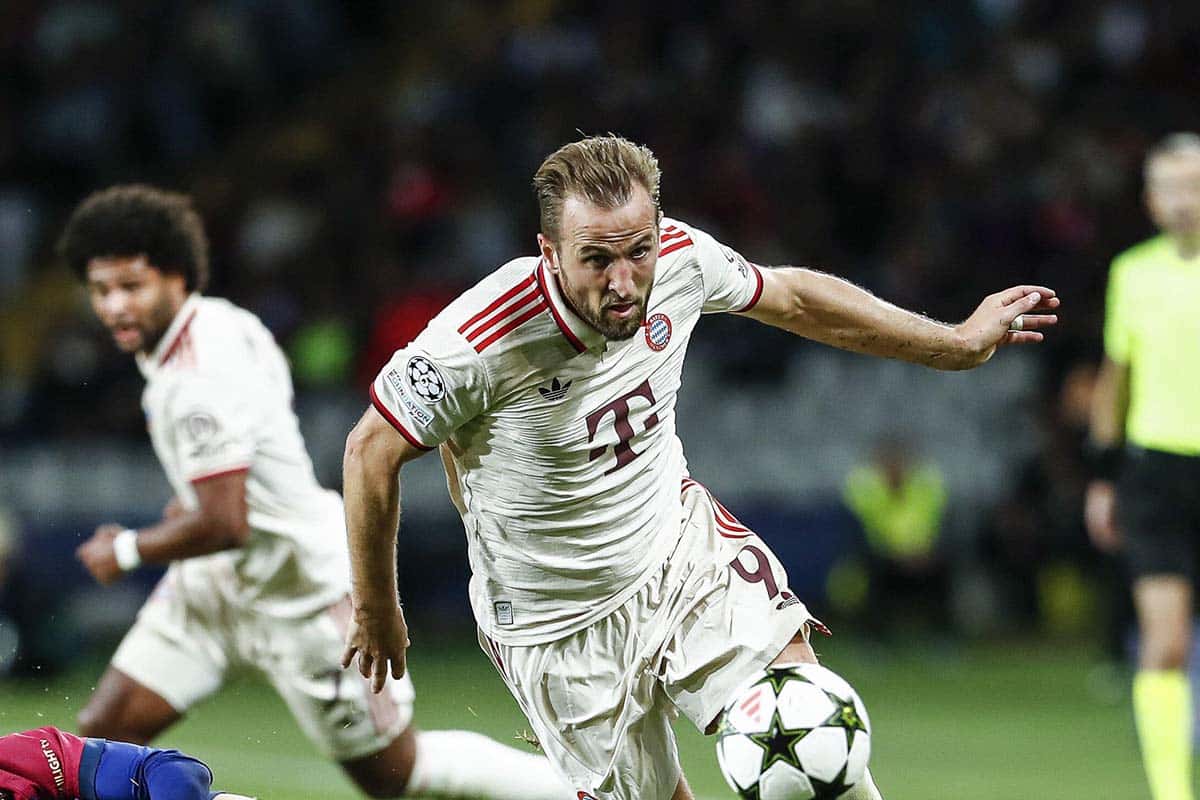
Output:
top-left (478, 479), bottom-right (813, 800)
top-left (112, 575), bottom-right (413, 761)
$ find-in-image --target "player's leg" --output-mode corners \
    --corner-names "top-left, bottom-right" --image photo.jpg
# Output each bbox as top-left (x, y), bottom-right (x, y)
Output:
top-left (266, 597), bottom-right (569, 799)
top-left (1131, 575), bottom-right (1193, 800)
top-left (77, 667), bottom-right (180, 743)
top-left (480, 616), bottom-right (683, 800)
top-left (668, 481), bottom-right (884, 799)
top-left (78, 585), bottom-right (225, 744)
top-left (671, 773), bottom-right (695, 800)
top-left (1121, 450), bottom-right (1196, 800)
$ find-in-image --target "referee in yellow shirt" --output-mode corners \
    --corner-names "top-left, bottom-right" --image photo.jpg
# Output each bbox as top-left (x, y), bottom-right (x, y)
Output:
top-left (1086, 132), bottom-right (1200, 800)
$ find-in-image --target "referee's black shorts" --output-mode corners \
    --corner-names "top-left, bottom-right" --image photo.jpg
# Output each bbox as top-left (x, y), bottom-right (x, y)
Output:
top-left (1119, 447), bottom-right (1200, 580)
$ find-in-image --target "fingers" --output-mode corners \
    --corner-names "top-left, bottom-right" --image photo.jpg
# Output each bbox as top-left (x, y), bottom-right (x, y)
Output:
top-left (357, 651), bottom-right (374, 680)
top-left (1014, 313), bottom-right (1058, 330)
top-left (372, 659), bottom-right (389, 694)
top-left (996, 285), bottom-right (1056, 306)
top-left (1004, 331), bottom-right (1044, 345)
top-left (340, 644), bottom-right (356, 670)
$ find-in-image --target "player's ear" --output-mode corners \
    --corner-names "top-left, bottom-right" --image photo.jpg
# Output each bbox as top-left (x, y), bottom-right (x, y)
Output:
top-left (537, 234), bottom-right (559, 272)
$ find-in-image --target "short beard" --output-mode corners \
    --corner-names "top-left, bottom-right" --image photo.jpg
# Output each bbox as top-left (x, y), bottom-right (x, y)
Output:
top-left (139, 292), bottom-right (185, 354)
top-left (559, 272), bottom-right (649, 340)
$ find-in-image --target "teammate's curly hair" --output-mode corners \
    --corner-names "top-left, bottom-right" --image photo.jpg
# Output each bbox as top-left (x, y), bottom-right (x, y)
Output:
top-left (58, 184), bottom-right (209, 292)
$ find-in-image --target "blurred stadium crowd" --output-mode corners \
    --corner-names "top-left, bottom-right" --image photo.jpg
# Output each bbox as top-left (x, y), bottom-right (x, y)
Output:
top-left (1, 0), bottom-right (1197, 666)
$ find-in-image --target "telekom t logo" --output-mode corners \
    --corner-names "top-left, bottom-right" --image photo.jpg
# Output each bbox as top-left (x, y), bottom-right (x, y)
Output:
top-left (585, 379), bottom-right (659, 475)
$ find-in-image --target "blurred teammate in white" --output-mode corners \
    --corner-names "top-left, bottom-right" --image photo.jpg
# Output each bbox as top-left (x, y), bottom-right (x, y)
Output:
top-left (342, 136), bottom-right (1060, 800)
top-left (60, 185), bottom-right (568, 800)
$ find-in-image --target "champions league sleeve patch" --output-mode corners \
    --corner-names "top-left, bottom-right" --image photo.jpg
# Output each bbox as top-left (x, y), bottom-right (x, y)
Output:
top-left (405, 356), bottom-right (446, 403)
top-left (176, 408), bottom-right (233, 459)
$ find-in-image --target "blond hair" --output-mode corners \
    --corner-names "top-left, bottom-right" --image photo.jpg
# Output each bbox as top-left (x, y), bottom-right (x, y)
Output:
top-left (533, 135), bottom-right (662, 242)
top-left (1145, 132), bottom-right (1200, 180)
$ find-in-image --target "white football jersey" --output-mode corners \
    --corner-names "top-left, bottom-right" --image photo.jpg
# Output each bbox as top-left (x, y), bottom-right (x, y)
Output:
top-left (372, 218), bottom-right (765, 644)
top-left (137, 295), bottom-right (350, 618)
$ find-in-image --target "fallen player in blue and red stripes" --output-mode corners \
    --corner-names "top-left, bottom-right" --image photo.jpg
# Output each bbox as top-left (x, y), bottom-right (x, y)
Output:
top-left (0, 727), bottom-right (251, 800)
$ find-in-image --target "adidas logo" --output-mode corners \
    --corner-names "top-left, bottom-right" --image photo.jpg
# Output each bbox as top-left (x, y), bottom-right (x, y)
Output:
top-left (538, 377), bottom-right (572, 402)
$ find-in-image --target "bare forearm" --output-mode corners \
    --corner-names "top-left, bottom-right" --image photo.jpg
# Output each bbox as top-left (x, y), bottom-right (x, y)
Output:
top-left (1089, 357), bottom-right (1129, 447)
top-left (133, 511), bottom-right (247, 563)
top-left (343, 431), bottom-right (402, 612)
top-left (748, 268), bottom-right (973, 369)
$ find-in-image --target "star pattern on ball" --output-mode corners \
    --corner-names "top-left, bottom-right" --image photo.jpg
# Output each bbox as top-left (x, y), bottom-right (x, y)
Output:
top-left (821, 690), bottom-right (869, 750)
top-left (746, 708), bottom-right (811, 773)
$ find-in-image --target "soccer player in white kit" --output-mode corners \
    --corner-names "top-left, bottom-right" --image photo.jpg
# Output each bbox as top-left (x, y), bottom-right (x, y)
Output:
top-left (341, 136), bottom-right (1061, 800)
top-left (60, 185), bottom-right (569, 800)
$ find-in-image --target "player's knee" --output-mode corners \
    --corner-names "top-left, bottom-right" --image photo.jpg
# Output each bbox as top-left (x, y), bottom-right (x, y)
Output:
top-left (1141, 637), bottom-right (1189, 670)
top-left (76, 704), bottom-right (108, 739)
top-left (342, 730), bottom-right (417, 798)
top-left (143, 751), bottom-right (214, 800)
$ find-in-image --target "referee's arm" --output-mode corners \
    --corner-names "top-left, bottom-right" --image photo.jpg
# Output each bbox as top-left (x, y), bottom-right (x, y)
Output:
top-left (1085, 356), bottom-right (1131, 551)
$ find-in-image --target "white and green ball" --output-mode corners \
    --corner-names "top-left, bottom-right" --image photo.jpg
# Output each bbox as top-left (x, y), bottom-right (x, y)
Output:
top-left (716, 663), bottom-right (871, 800)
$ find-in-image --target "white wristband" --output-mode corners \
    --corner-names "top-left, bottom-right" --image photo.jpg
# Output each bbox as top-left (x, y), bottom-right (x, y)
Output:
top-left (112, 529), bottom-right (143, 571)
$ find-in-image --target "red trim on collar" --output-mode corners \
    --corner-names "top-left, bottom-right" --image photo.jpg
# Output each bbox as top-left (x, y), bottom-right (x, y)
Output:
top-left (536, 261), bottom-right (588, 354)
top-left (158, 308), bottom-right (198, 366)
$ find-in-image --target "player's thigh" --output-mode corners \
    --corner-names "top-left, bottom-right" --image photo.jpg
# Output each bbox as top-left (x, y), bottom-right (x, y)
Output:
top-left (252, 597), bottom-right (415, 764)
top-left (83, 589), bottom-right (227, 740)
top-left (662, 483), bottom-right (813, 735)
top-left (480, 625), bottom-right (682, 800)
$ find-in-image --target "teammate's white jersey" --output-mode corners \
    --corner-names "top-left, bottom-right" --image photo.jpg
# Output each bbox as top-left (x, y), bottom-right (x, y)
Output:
top-left (372, 218), bottom-right (764, 644)
top-left (137, 295), bottom-right (350, 618)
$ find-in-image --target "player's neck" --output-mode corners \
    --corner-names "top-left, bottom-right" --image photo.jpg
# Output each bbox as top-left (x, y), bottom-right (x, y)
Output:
top-left (1168, 232), bottom-right (1200, 260)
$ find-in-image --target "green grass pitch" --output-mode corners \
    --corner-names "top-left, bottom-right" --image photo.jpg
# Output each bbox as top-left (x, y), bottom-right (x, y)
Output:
top-left (0, 638), bottom-right (1167, 799)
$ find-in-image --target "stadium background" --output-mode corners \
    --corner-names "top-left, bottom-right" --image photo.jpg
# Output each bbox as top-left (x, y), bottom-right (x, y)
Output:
top-left (0, 1), bottom-right (1195, 797)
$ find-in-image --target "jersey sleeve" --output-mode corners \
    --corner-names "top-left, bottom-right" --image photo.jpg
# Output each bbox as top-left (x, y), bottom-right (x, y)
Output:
top-left (370, 323), bottom-right (489, 450)
top-left (689, 225), bottom-right (765, 314)
top-left (163, 375), bottom-right (256, 482)
top-left (1103, 256), bottom-right (1132, 365)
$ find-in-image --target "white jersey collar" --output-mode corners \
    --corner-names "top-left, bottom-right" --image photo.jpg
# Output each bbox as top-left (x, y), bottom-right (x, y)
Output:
top-left (535, 260), bottom-right (608, 354)
top-left (137, 293), bottom-right (202, 377)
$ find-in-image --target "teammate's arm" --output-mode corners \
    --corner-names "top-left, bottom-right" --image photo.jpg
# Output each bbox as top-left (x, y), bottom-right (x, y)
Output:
top-left (76, 471), bottom-right (251, 585)
top-left (1084, 356), bottom-right (1131, 552)
top-left (340, 404), bottom-right (429, 693)
top-left (0, 766), bottom-right (41, 800)
top-left (740, 268), bottom-right (1059, 370)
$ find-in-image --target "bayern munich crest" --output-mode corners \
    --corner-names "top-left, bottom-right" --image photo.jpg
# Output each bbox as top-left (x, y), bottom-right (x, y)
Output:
top-left (644, 312), bottom-right (672, 351)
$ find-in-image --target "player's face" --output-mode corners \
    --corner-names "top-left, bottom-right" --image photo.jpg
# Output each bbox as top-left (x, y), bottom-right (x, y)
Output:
top-left (86, 256), bottom-right (187, 354)
top-left (540, 185), bottom-right (658, 340)
top-left (1146, 153), bottom-right (1200, 240)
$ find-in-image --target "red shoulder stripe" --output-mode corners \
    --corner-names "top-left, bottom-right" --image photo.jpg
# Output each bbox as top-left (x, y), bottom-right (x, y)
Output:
top-left (659, 237), bottom-right (694, 258)
top-left (458, 274), bottom-right (537, 335)
top-left (463, 283), bottom-right (542, 343)
top-left (474, 299), bottom-right (548, 352)
top-left (660, 228), bottom-right (690, 243)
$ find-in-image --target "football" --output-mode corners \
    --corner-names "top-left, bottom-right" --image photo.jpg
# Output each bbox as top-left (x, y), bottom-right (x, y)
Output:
top-left (716, 664), bottom-right (871, 799)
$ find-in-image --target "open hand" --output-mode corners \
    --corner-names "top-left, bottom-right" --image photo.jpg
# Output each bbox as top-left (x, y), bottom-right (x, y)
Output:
top-left (1085, 480), bottom-right (1121, 553)
top-left (76, 524), bottom-right (125, 585)
top-left (955, 285), bottom-right (1060, 367)
top-left (340, 601), bottom-right (410, 693)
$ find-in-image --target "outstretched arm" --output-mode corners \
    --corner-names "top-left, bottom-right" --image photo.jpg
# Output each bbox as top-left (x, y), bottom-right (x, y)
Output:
top-left (340, 405), bottom-right (429, 693)
top-left (740, 267), bottom-right (1059, 371)
top-left (1084, 357), bottom-right (1130, 553)
top-left (76, 472), bottom-right (251, 585)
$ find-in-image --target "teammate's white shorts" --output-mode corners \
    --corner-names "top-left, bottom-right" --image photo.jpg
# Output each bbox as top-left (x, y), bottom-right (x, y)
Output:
top-left (112, 579), bottom-right (413, 761)
top-left (478, 478), bottom-right (814, 800)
